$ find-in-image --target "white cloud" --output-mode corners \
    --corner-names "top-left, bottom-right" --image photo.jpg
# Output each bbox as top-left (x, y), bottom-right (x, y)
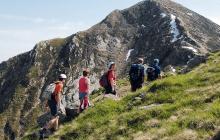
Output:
top-left (0, 14), bottom-right (57, 24)
top-left (0, 21), bottom-right (91, 62)
top-left (48, 22), bottom-right (90, 32)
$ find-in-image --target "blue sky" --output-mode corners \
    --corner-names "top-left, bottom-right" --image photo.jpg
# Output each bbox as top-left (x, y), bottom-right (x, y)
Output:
top-left (0, 0), bottom-right (220, 62)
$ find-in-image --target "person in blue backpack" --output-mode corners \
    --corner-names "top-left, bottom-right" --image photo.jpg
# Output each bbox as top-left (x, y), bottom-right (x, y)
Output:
top-left (129, 58), bottom-right (145, 92)
top-left (152, 59), bottom-right (161, 79)
top-left (147, 58), bottom-right (161, 81)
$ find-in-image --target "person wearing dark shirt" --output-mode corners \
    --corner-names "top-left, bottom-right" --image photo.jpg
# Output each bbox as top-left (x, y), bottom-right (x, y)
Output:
top-left (149, 59), bottom-right (161, 80)
top-left (147, 59), bottom-right (161, 81)
top-left (105, 62), bottom-right (117, 95)
top-left (152, 59), bottom-right (161, 79)
top-left (129, 58), bottom-right (145, 92)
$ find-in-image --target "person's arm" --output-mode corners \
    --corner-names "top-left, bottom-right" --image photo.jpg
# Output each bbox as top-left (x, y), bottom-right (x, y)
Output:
top-left (141, 67), bottom-right (145, 83)
top-left (108, 71), bottom-right (115, 91)
top-left (110, 78), bottom-right (114, 90)
top-left (85, 78), bottom-right (90, 94)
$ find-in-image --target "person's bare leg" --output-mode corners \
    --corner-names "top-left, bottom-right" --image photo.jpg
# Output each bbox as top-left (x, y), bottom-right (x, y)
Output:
top-left (54, 116), bottom-right (59, 130)
top-left (78, 100), bottom-right (83, 113)
top-left (44, 116), bottom-right (57, 130)
top-left (84, 96), bottom-right (88, 109)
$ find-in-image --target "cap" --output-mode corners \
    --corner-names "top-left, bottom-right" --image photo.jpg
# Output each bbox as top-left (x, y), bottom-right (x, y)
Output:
top-left (108, 62), bottom-right (115, 69)
top-left (59, 74), bottom-right (67, 79)
top-left (154, 59), bottom-right (159, 64)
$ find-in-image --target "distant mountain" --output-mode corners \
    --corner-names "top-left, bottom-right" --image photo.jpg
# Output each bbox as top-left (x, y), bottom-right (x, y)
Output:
top-left (0, 0), bottom-right (220, 139)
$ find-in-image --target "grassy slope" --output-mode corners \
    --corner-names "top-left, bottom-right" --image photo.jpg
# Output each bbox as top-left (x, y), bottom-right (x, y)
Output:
top-left (28, 52), bottom-right (220, 140)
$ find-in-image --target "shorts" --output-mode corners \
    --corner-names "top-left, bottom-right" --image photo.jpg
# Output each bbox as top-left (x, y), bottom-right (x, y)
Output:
top-left (131, 83), bottom-right (142, 92)
top-left (79, 92), bottom-right (88, 100)
top-left (48, 99), bottom-right (58, 117)
top-left (130, 80), bottom-right (143, 92)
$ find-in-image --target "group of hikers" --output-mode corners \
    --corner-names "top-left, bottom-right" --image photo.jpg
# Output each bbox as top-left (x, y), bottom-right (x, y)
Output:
top-left (130, 58), bottom-right (161, 92)
top-left (39, 58), bottom-right (161, 139)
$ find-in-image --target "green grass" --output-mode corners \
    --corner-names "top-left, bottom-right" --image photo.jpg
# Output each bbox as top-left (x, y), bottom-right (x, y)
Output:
top-left (24, 52), bottom-right (220, 140)
top-left (27, 66), bottom-right (39, 79)
top-left (48, 38), bottom-right (67, 48)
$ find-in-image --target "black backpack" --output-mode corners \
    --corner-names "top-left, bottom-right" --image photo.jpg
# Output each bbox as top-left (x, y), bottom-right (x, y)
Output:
top-left (99, 71), bottom-right (110, 87)
top-left (146, 67), bottom-right (156, 81)
top-left (129, 64), bottom-right (143, 81)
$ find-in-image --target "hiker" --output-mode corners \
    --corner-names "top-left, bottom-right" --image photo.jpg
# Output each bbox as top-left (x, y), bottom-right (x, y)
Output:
top-left (147, 58), bottom-right (161, 81)
top-left (105, 62), bottom-right (117, 95)
top-left (129, 58), bottom-right (145, 92)
top-left (78, 69), bottom-right (90, 113)
top-left (40, 74), bottom-right (67, 138)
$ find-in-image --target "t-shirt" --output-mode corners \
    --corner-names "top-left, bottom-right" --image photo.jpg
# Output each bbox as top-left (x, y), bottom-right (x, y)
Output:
top-left (79, 77), bottom-right (90, 93)
top-left (52, 82), bottom-right (63, 103)
top-left (108, 70), bottom-right (116, 86)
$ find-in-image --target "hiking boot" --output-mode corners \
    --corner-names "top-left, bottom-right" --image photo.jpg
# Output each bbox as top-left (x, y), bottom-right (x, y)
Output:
top-left (39, 128), bottom-right (52, 139)
top-left (39, 128), bottom-right (46, 140)
top-left (80, 108), bottom-right (84, 113)
top-left (50, 127), bottom-right (58, 133)
top-left (44, 129), bottom-right (52, 138)
top-left (77, 107), bottom-right (84, 113)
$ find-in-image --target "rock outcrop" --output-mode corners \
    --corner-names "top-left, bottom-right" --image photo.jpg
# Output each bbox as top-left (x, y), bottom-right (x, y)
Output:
top-left (0, 0), bottom-right (220, 139)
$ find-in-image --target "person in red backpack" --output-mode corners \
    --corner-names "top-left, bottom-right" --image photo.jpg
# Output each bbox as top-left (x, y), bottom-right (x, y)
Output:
top-left (78, 69), bottom-right (90, 113)
top-left (105, 62), bottom-right (117, 95)
top-left (40, 74), bottom-right (67, 138)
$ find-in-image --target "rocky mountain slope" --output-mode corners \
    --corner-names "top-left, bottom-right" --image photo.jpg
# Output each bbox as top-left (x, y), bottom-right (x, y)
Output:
top-left (0, 0), bottom-right (220, 139)
top-left (30, 51), bottom-right (220, 140)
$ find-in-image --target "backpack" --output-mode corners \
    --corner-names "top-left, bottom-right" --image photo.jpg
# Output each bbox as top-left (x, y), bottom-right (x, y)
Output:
top-left (146, 67), bottom-right (156, 81)
top-left (129, 64), bottom-right (143, 81)
top-left (41, 83), bottom-right (56, 100)
top-left (99, 72), bottom-right (110, 87)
